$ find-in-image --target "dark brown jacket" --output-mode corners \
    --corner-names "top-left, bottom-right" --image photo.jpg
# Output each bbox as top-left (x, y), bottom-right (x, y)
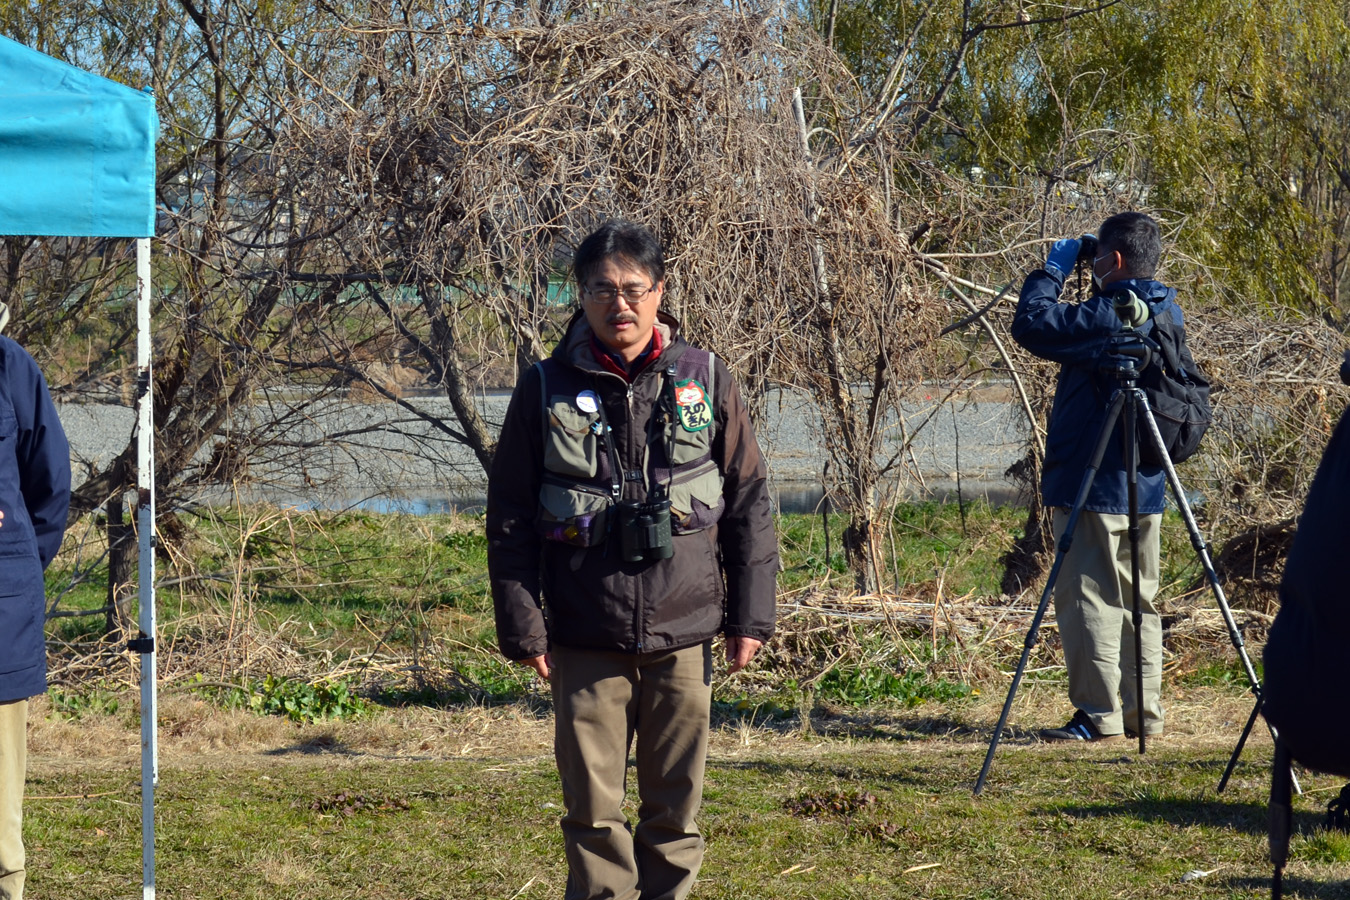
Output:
top-left (487, 311), bottom-right (778, 659)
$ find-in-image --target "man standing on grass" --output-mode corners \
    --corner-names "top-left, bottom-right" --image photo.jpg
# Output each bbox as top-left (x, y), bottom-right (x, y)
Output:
top-left (487, 220), bottom-right (777, 900)
top-left (0, 304), bottom-right (72, 900)
top-left (1011, 212), bottom-right (1179, 743)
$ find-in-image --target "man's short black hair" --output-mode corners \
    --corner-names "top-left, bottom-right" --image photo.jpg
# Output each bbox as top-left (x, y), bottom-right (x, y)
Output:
top-left (1098, 211), bottom-right (1161, 279)
top-left (573, 220), bottom-right (666, 286)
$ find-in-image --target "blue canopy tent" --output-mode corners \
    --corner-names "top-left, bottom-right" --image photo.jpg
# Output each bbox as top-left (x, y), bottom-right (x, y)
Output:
top-left (0, 33), bottom-right (160, 899)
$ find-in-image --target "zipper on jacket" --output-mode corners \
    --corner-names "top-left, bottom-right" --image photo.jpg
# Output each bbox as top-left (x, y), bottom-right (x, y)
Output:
top-left (626, 380), bottom-right (644, 652)
top-left (668, 459), bottom-right (717, 486)
top-left (540, 472), bottom-right (612, 498)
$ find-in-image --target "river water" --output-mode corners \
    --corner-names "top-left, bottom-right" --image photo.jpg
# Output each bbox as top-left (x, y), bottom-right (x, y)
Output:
top-left (57, 387), bottom-right (1030, 514)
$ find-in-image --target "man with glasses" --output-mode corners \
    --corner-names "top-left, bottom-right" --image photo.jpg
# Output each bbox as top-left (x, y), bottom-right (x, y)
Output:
top-left (1011, 211), bottom-right (1176, 744)
top-left (487, 220), bottom-right (777, 900)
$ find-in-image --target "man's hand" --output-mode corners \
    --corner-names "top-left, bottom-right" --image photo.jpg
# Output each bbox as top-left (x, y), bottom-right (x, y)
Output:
top-left (1044, 238), bottom-right (1081, 277)
top-left (518, 653), bottom-right (551, 679)
top-left (726, 636), bottom-right (763, 674)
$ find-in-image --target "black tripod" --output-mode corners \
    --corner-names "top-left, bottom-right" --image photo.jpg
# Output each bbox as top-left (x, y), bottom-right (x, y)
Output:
top-left (974, 330), bottom-right (1294, 796)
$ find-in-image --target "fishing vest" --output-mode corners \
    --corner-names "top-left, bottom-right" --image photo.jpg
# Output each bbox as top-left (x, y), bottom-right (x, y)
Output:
top-left (533, 348), bottom-right (725, 548)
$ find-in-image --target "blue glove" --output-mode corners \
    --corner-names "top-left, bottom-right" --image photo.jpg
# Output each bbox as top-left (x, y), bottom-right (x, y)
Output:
top-left (1044, 238), bottom-right (1080, 277)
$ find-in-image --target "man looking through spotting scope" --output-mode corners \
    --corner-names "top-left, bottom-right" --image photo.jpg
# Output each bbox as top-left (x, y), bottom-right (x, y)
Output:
top-left (1011, 211), bottom-right (1177, 743)
top-left (487, 220), bottom-right (778, 900)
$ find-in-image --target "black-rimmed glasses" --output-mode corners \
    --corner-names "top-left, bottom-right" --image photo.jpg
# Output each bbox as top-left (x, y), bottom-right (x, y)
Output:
top-left (581, 284), bottom-right (658, 305)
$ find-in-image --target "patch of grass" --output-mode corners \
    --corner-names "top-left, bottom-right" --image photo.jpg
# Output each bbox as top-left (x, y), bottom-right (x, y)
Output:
top-left (295, 790), bottom-right (414, 817)
top-left (23, 730), bottom-right (1326, 899)
top-left (775, 499), bottom-right (1027, 597)
top-left (1297, 827), bottom-right (1350, 864)
top-left (1179, 657), bottom-right (1264, 688)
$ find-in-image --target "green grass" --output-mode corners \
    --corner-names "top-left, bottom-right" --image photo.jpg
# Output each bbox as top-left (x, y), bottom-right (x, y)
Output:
top-left (27, 500), bottom-right (1338, 898)
top-left (776, 499), bottom-right (1027, 596)
top-left (22, 727), bottom-right (1350, 899)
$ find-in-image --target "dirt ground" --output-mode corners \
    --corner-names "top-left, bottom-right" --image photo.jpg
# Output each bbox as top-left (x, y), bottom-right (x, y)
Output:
top-left (24, 681), bottom-right (1274, 775)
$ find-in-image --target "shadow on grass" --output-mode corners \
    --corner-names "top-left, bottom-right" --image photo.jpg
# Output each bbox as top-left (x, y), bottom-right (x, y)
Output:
top-left (263, 732), bottom-right (359, 756)
top-left (709, 705), bottom-right (993, 743)
top-left (368, 685), bottom-right (553, 715)
top-left (1046, 794), bottom-right (1319, 837)
top-left (709, 756), bottom-right (932, 789)
top-left (1226, 876), bottom-right (1350, 899)
top-left (810, 711), bottom-right (990, 742)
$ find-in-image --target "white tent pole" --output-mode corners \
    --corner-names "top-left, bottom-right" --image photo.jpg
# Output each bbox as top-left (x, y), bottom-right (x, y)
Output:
top-left (133, 236), bottom-right (158, 900)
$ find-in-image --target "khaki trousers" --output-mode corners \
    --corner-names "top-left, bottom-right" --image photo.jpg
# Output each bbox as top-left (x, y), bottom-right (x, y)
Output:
top-left (0, 700), bottom-right (27, 900)
top-left (551, 642), bottom-right (713, 900)
top-left (1053, 510), bottom-right (1164, 736)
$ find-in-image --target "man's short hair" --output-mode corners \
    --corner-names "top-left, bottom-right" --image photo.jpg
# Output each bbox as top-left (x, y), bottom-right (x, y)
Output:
top-left (573, 220), bottom-right (666, 287)
top-left (1098, 212), bottom-right (1161, 279)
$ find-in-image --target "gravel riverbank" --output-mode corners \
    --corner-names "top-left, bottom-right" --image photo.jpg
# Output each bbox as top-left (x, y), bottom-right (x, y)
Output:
top-left (57, 387), bottom-right (1030, 512)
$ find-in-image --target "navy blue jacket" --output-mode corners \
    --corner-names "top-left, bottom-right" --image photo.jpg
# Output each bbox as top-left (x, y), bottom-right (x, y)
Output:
top-left (1011, 269), bottom-right (1182, 515)
top-left (1263, 401), bottom-right (1350, 775)
top-left (0, 336), bottom-right (71, 703)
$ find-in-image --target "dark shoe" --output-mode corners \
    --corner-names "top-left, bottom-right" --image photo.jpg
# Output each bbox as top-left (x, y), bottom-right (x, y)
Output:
top-left (1040, 710), bottom-right (1122, 742)
top-left (1125, 728), bottom-right (1164, 740)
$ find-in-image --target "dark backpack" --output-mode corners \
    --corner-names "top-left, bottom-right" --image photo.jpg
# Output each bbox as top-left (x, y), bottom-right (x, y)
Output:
top-left (1136, 304), bottom-right (1212, 466)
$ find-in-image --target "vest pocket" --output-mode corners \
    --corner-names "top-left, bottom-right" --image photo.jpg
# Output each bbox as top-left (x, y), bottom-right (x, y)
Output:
top-left (668, 460), bottom-right (724, 534)
top-left (670, 417), bottom-right (712, 466)
top-left (537, 477), bottom-right (611, 547)
top-left (544, 396), bottom-right (600, 479)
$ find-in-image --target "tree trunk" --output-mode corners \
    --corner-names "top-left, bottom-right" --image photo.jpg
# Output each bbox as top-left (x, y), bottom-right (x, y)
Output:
top-left (999, 449), bottom-right (1052, 596)
top-left (841, 483), bottom-right (882, 594)
top-left (842, 517), bottom-right (882, 595)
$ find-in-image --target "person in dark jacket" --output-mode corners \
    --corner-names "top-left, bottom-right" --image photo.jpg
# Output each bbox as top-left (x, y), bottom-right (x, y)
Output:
top-left (1262, 364), bottom-right (1350, 775)
top-left (1011, 211), bottom-right (1178, 743)
top-left (0, 324), bottom-right (72, 900)
top-left (487, 221), bottom-right (777, 900)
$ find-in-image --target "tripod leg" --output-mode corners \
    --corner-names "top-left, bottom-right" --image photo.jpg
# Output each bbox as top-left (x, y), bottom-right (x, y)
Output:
top-left (1135, 401), bottom-right (1300, 793)
top-left (974, 392), bottom-right (1125, 795)
top-left (1270, 737), bottom-right (1293, 900)
top-left (1124, 389), bottom-right (1148, 755)
top-left (1220, 695), bottom-right (1264, 793)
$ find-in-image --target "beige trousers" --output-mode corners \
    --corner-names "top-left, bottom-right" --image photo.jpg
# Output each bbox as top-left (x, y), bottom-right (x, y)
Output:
top-left (551, 642), bottom-right (713, 900)
top-left (0, 700), bottom-right (27, 900)
top-left (1053, 510), bottom-right (1165, 736)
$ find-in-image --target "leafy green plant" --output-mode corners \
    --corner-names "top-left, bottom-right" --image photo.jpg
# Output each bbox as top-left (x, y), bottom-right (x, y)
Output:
top-left (48, 688), bottom-right (121, 720)
top-left (439, 530), bottom-right (487, 554)
top-left (816, 667), bottom-right (970, 708)
top-left (212, 675), bottom-right (368, 723)
top-left (1178, 656), bottom-right (1264, 688)
top-left (711, 694), bottom-right (794, 722)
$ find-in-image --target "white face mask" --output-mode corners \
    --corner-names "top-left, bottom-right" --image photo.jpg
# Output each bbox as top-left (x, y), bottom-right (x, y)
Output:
top-left (1092, 252), bottom-right (1116, 292)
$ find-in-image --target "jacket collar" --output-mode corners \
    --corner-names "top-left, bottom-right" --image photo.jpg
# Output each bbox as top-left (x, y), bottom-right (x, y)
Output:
top-left (554, 308), bottom-right (684, 376)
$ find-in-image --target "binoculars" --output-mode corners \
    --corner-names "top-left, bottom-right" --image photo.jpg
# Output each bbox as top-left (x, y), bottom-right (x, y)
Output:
top-left (1076, 233), bottom-right (1099, 263)
top-left (616, 497), bottom-right (674, 563)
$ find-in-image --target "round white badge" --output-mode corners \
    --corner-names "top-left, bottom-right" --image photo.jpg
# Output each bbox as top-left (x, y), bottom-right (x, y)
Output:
top-left (576, 390), bottom-right (600, 414)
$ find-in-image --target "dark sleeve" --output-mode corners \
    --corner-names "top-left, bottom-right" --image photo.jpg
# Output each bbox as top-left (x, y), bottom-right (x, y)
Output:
top-left (485, 365), bottom-right (549, 660)
top-left (11, 344), bottom-right (71, 569)
top-left (1011, 269), bottom-right (1121, 365)
top-left (712, 358), bottom-right (778, 642)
